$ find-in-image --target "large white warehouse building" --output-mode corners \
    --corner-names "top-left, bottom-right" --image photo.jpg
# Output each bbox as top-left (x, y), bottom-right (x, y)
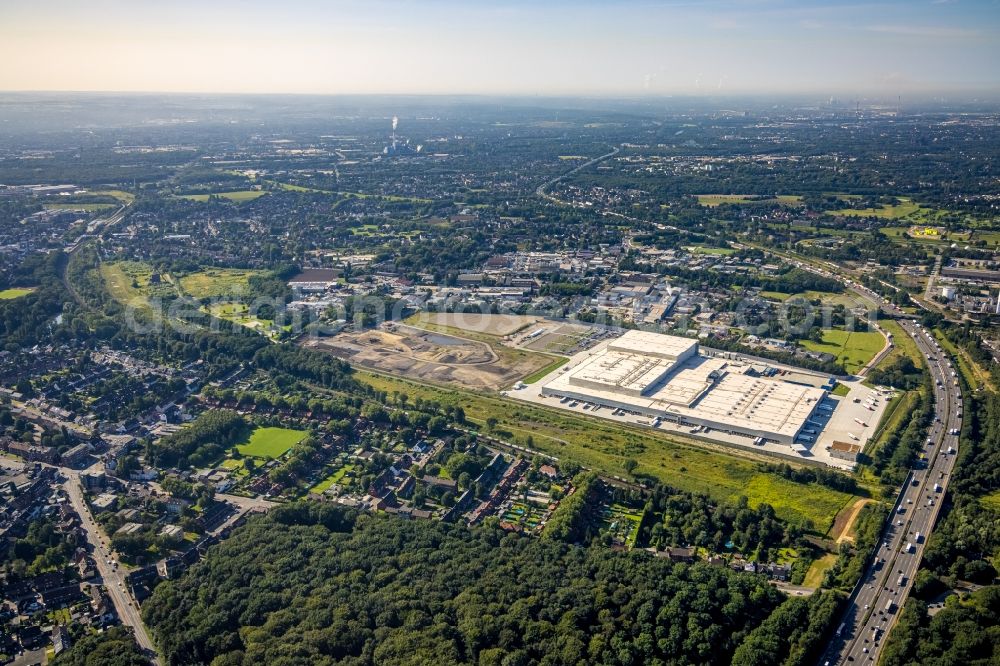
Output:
top-left (540, 329), bottom-right (827, 445)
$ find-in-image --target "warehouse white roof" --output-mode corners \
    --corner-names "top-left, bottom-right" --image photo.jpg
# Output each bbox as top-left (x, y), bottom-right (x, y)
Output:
top-left (569, 351), bottom-right (675, 396)
top-left (548, 330), bottom-right (826, 443)
top-left (608, 329), bottom-right (698, 361)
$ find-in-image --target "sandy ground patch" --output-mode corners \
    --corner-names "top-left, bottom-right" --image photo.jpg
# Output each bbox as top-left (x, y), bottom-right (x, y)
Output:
top-left (306, 323), bottom-right (549, 390)
top-left (417, 312), bottom-right (539, 337)
top-left (832, 498), bottom-right (874, 544)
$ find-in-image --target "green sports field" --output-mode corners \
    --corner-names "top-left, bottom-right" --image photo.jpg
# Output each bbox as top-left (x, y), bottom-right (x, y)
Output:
top-left (236, 427), bottom-right (307, 459)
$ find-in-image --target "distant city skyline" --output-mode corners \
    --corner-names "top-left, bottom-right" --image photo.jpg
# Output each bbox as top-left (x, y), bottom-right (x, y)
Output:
top-left (2, 0), bottom-right (998, 96)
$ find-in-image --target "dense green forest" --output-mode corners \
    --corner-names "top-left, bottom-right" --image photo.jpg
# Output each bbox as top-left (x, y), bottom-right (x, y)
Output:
top-left (143, 503), bottom-right (789, 666)
top-left (730, 591), bottom-right (842, 666)
top-left (879, 587), bottom-right (1000, 666)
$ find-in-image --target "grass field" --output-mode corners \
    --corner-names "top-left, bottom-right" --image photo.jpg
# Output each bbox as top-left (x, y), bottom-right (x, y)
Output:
top-left (881, 226), bottom-right (955, 244)
top-left (310, 464), bottom-right (355, 494)
top-left (980, 490), bottom-right (1000, 512)
top-left (357, 369), bottom-right (859, 530)
top-left (742, 474), bottom-right (856, 529)
top-left (803, 553), bottom-right (838, 588)
top-left (799, 329), bottom-right (885, 375)
top-left (696, 194), bottom-right (802, 207)
top-left (934, 329), bottom-right (993, 393)
top-left (832, 197), bottom-right (942, 222)
top-left (266, 179), bottom-right (433, 204)
top-left (0, 287), bottom-right (34, 300)
top-left (100, 263), bottom-right (150, 308)
top-left (179, 268), bottom-right (264, 299)
top-left (181, 190), bottom-right (268, 202)
top-left (206, 302), bottom-right (285, 340)
top-left (522, 356), bottom-right (569, 384)
top-left (100, 261), bottom-right (177, 309)
top-left (685, 245), bottom-right (736, 256)
top-left (91, 189), bottom-right (135, 204)
top-left (834, 201), bottom-right (920, 218)
top-left (874, 319), bottom-right (924, 372)
top-left (970, 230), bottom-right (1000, 249)
top-left (793, 289), bottom-right (869, 309)
top-left (43, 202), bottom-right (117, 211)
top-left (236, 427), bottom-right (307, 459)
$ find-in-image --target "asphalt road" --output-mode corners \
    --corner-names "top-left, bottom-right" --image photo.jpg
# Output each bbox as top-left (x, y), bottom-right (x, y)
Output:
top-left (535, 145), bottom-right (620, 203)
top-left (784, 269), bottom-right (965, 665)
top-left (62, 471), bottom-right (161, 664)
top-left (3, 451), bottom-right (276, 663)
top-left (820, 321), bottom-right (962, 665)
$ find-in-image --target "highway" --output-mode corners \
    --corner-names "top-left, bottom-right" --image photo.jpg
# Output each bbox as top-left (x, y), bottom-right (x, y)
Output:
top-left (820, 319), bottom-right (962, 665)
top-left (776, 259), bottom-right (964, 665)
top-left (535, 145), bottom-right (620, 204)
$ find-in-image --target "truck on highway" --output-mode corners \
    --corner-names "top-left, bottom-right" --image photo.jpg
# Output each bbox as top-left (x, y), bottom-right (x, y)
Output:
top-left (934, 483), bottom-right (942, 493)
top-left (905, 542), bottom-right (914, 553)
top-left (915, 532), bottom-right (923, 543)
top-left (885, 599), bottom-right (896, 614)
top-left (897, 574), bottom-right (907, 586)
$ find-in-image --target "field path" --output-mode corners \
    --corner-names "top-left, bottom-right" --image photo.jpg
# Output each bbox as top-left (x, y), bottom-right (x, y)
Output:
top-left (833, 498), bottom-right (873, 544)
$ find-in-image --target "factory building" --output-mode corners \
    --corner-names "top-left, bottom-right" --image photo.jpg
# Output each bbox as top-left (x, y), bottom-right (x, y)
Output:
top-left (541, 330), bottom-right (827, 445)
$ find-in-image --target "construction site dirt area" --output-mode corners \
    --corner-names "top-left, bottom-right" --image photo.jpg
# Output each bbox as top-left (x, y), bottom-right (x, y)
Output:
top-left (306, 324), bottom-right (549, 390)
top-left (519, 322), bottom-right (610, 354)
top-left (413, 312), bottom-right (540, 337)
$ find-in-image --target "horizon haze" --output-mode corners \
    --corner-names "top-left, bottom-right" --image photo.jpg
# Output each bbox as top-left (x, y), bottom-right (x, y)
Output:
top-left (2, 0), bottom-right (999, 97)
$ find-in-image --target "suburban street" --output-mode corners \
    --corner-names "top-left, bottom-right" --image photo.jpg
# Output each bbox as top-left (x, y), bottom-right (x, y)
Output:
top-left (1, 452), bottom-right (278, 665)
top-left (61, 471), bottom-right (161, 665)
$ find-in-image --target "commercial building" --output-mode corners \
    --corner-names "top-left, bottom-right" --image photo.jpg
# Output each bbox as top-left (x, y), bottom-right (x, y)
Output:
top-left (540, 330), bottom-right (827, 445)
top-left (288, 269), bottom-right (342, 292)
top-left (829, 440), bottom-right (862, 462)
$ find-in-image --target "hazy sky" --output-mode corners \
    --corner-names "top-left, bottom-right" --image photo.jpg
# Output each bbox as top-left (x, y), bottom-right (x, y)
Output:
top-left (2, 0), bottom-right (998, 96)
